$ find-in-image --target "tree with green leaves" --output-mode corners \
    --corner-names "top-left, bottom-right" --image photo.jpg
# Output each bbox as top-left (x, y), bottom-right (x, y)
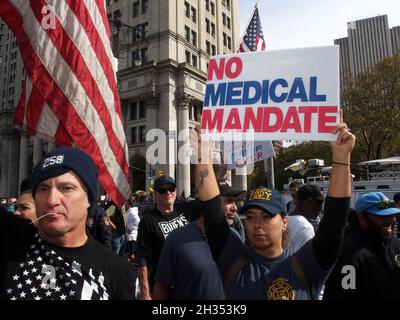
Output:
top-left (343, 55), bottom-right (400, 160)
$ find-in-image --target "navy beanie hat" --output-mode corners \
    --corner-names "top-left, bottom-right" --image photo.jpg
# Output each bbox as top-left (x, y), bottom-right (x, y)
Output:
top-left (31, 147), bottom-right (98, 205)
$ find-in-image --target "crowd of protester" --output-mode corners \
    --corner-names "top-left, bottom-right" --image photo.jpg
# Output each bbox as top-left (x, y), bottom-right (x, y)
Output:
top-left (1, 121), bottom-right (400, 300)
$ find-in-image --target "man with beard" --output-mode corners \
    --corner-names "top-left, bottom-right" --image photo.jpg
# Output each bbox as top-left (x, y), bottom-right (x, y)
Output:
top-left (323, 192), bottom-right (400, 300)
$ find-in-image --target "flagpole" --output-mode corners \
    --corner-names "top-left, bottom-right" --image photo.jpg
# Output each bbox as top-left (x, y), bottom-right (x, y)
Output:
top-left (234, 0), bottom-right (259, 52)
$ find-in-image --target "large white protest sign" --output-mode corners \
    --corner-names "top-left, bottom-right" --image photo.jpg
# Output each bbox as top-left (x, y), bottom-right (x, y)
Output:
top-left (201, 46), bottom-right (340, 141)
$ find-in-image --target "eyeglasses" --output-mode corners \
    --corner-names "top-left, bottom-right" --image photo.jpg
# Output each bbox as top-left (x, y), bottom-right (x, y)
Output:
top-left (157, 187), bottom-right (176, 194)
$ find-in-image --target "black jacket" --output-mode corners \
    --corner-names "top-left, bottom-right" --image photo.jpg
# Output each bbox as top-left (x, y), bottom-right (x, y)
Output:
top-left (323, 224), bottom-right (400, 300)
top-left (86, 204), bottom-right (112, 249)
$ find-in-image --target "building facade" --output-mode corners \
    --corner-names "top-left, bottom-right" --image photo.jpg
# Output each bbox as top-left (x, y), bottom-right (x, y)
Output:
top-left (0, 0), bottom-right (240, 198)
top-left (334, 15), bottom-right (400, 88)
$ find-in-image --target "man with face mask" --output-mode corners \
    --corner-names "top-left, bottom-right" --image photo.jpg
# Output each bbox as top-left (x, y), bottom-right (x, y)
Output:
top-left (323, 192), bottom-right (400, 300)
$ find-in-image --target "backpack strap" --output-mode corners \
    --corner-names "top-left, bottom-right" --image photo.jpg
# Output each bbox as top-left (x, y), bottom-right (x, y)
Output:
top-left (291, 255), bottom-right (312, 299)
top-left (223, 255), bottom-right (250, 293)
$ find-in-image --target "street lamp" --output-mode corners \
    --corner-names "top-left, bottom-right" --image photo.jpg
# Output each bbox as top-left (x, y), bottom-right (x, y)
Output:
top-left (108, 14), bottom-right (144, 67)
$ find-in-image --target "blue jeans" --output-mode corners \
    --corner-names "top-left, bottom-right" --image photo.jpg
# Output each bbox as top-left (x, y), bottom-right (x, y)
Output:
top-left (111, 235), bottom-right (126, 257)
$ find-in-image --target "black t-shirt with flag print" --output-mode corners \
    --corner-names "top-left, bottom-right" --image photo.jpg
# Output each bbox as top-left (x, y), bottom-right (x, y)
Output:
top-left (0, 214), bottom-right (135, 300)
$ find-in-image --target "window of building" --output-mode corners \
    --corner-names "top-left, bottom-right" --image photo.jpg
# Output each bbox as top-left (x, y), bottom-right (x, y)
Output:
top-left (191, 30), bottom-right (197, 46)
top-left (184, 2), bottom-right (190, 18)
top-left (211, 44), bottom-right (216, 55)
top-left (132, 47), bottom-right (148, 65)
top-left (222, 13), bottom-right (226, 26)
top-left (191, 7), bottom-right (196, 23)
top-left (139, 101), bottom-right (146, 119)
top-left (141, 0), bottom-right (149, 14)
top-left (131, 127), bottom-right (137, 144)
top-left (185, 25), bottom-right (190, 42)
top-left (205, 18), bottom-right (210, 33)
top-left (185, 50), bottom-right (191, 63)
top-left (139, 125), bottom-right (146, 143)
top-left (130, 102), bottom-right (138, 120)
top-left (205, 0), bottom-right (209, 11)
top-left (210, 2), bottom-right (215, 15)
top-left (190, 104), bottom-right (203, 121)
top-left (192, 54), bottom-right (197, 67)
top-left (134, 22), bottom-right (148, 41)
top-left (211, 23), bottom-right (215, 37)
top-left (206, 40), bottom-right (211, 55)
top-left (112, 34), bottom-right (119, 56)
top-left (132, 1), bottom-right (140, 17)
top-left (227, 17), bottom-right (231, 29)
top-left (223, 33), bottom-right (227, 46)
top-left (227, 36), bottom-right (231, 49)
top-left (140, 47), bottom-right (148, 62)
top-left (226, 0), bottom-right (230, 10)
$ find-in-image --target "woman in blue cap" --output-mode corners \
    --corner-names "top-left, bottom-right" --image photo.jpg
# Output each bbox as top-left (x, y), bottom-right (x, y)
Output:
top-left (196, 120), bottom-right (355, 300)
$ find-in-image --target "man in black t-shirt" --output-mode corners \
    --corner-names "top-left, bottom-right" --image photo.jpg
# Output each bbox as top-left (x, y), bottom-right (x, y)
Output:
top-left (136, 175), bottom-right (200, 300)
top-left (0, 147), bottom-right (135, 300)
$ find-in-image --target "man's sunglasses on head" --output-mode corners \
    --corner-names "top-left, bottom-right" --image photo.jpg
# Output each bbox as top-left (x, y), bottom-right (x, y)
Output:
top-left (158, 187), bottom-right (176, 194)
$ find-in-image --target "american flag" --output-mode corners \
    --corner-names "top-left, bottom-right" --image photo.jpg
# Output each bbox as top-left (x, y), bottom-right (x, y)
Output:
top-left (237, 6), bottom-right (266, 52)
top-left (229, 4), bottom-right (274, 167)
top-left (0, 0), bottom-right (131, 207)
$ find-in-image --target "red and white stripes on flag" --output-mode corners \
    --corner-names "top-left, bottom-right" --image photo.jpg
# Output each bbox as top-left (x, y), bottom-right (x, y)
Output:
top-left (0, 0), bottom-right (131, 207)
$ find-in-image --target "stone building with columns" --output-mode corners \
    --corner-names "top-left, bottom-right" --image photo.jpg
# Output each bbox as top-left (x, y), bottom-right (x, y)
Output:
top-left (0, 0), bottom-right (240, 198)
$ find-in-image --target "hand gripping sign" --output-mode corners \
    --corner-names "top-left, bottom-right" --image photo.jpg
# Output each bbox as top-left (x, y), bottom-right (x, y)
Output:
top-left (201, 46), bottom-right (340, 142)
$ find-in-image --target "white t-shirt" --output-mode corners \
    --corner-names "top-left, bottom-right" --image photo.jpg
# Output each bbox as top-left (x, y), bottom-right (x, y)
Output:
top-left (287, 215), bottom-right (315, 253)
top-left (126, 207), bottom-right (140, 241)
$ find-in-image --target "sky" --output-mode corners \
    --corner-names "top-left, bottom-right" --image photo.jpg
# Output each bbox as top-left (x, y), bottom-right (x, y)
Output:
top-left (239, 0), bottom-right (400, 50)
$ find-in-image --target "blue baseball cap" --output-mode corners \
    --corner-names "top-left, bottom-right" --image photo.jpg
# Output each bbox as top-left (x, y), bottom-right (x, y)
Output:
top-left (154, 176), bottom-right (176, 192)
top-left (355, 192), bottom-right (400, 216)
top-left (239, 187), bottom-right (287, 216)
